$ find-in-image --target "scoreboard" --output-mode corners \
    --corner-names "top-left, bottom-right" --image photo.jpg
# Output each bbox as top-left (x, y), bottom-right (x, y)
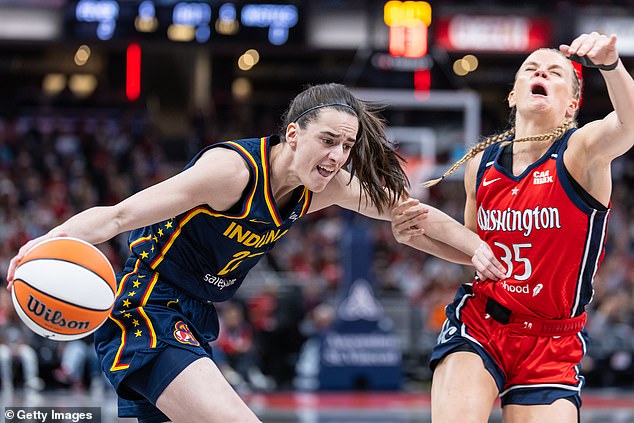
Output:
top-left (66, 0), bottom-right (303, 46)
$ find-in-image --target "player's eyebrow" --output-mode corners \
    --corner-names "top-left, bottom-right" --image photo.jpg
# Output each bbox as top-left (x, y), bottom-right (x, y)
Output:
top-left (523, 61), bottom-right (565, 71)
top-left (320, 130), bottom-right (356, 144)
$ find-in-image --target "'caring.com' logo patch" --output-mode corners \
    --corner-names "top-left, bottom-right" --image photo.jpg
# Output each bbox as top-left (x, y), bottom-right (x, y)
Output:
top-left (173, 321), bottom-right (200, 346)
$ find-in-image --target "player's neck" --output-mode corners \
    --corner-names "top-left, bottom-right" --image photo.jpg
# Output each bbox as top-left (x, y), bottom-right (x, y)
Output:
top-left (268, 142), bottom-right (300, 203)
top-left (514, 114), bottom-right (563, 140)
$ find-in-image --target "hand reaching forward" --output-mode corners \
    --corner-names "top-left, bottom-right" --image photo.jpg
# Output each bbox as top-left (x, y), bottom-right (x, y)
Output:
top-left (390, 198), bottom-right (429, 243)
top-left (391, 198), bottom-right (506, 281)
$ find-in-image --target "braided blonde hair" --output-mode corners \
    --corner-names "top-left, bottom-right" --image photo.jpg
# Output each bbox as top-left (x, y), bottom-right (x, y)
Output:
top-left (423, 48), bottom-right (581, 188)
top-left (423, 120), bottom-right (577, 187)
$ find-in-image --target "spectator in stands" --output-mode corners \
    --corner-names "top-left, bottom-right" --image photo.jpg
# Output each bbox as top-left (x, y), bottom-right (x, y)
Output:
top-left (0, 292), bottom-right (44, 393)
top-left (53, 338), bottom-right (104, 394)
top-left (584, 279), bottom-right (634, 387)
top-left (214, 300), bottom-right (273, 391)
top-left (294, 302), bottom-right (336, 391)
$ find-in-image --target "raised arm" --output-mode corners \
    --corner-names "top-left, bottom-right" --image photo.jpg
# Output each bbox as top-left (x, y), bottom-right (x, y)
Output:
top-left (561, 33), bottom-right (634, 160)
top-left (561, 33), bottom-right (634, 205)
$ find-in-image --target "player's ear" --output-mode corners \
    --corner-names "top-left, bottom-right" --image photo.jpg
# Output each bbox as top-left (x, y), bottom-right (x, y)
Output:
top-left (286, 122), bottom-right (299, 148)
top-left (565, 98), bottom-right (579, 118)
top-left (508, 90), bottom-right (516, 108)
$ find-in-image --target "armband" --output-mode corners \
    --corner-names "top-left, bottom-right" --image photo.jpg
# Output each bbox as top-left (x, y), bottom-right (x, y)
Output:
top-left (569, 54), bottom-right (619, 71)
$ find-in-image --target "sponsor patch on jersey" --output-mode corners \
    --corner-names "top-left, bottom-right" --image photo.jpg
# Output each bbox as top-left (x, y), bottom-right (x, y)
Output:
top-left (501, 281), bottom-right (530, 294)
top-left (533, 169), bottom-right (553, 185)
top-left (173, 321), bottom-right (200, 346)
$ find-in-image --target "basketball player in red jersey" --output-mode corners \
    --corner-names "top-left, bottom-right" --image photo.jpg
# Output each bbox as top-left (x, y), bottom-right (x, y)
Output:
top-left (391, 32), bottom-right (634, 422)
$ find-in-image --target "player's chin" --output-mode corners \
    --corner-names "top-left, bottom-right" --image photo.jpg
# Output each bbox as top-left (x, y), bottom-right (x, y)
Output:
top-left (308, 175), bottom-right (334, 192)
top-left (527, 98), bottom-right (552, 110)
top-left (309, 182), bottom-right (329, 193)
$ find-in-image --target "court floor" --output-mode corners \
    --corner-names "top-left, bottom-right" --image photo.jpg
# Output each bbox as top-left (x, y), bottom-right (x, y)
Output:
top-left (1, 387), bottom-right (633, 422)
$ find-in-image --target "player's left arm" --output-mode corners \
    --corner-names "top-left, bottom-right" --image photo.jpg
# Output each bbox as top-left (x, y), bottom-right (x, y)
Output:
top-left (312, 165), bottom-right (502, 268)
top-left (390, 199), bottom-right (506, 280)
top-left (311, 167), bottom-right (505, 280)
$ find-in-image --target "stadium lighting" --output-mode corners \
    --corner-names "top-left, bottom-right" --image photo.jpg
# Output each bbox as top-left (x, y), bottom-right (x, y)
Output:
top-left (74, 45), bottom-right (91, 66)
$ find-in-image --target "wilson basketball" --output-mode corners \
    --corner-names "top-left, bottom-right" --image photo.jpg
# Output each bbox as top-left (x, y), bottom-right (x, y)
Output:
top-left (11, 237), bottom-right (117, 341)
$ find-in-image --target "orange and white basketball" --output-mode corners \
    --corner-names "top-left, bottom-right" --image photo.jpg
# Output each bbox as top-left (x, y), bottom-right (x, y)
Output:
top-left (12, 237), bottom-right (116, 341)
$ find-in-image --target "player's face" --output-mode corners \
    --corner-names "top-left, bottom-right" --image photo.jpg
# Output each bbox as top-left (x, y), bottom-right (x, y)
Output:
top-left (509, 49), bottom-right (578, 120)
top-left (291, 108), bottom-right (358, 192)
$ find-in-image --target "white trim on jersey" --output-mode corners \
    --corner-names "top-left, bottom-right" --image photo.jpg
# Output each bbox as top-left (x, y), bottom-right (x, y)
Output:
top-left (571, 209), bottom-right (609, 317)
top-left (499, 380), bottom-right (582, 398)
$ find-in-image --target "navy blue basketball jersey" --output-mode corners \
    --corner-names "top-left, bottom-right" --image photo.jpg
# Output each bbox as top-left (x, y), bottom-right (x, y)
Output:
top-left (125, 136), bottom-right (312, 302)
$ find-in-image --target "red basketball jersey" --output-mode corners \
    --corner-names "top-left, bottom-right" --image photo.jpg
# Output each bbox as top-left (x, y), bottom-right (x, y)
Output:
top-left (474, 131), bottom-right (610, 319)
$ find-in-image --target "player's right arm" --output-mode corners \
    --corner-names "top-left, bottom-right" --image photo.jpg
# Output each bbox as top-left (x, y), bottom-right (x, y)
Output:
top-left (7, 148), bottom-right (250, 285)
top-left (391, 201), bottom-right (504, 281)
top-left (391, 153), bottom-right (505, 281)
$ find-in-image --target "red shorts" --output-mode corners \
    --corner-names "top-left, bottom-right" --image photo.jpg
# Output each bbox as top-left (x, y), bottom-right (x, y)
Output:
top-left (431, 284), bottom-right (587, 407)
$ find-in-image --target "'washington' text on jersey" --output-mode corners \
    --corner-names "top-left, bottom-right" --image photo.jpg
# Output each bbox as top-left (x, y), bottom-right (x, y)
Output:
top-left (477, 205), bottom-right (562, 237)
top-left (473, 129), bottom-right (610, 319)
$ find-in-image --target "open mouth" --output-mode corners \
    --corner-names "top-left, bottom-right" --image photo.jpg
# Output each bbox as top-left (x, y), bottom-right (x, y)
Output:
top-left (530, 83), bottom-right (547, 96)
top-left (317, 165), bottom-right (335, 177)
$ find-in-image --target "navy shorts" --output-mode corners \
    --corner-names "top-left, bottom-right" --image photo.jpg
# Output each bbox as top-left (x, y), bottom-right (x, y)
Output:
top-left (430, 284), bottom-right (584, 409)
top-left (94, 258), bottom-right (219, 421)
top-left (121, 347), bottom-right (204, 423)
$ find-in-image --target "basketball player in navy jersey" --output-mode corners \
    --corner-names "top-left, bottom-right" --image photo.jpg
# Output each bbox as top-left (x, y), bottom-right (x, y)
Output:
top-left (7, 83), bottom-right (504, 422)
top-left (392, 33), bottom-right (634, 422)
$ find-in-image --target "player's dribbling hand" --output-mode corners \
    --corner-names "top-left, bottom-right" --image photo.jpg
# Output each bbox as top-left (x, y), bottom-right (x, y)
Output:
top-left (390, 198), bottom-right (429, 243)
top-left (471, 242), bottom-right (507, 281)
top-left (6, 231), bottom-right (68, 290)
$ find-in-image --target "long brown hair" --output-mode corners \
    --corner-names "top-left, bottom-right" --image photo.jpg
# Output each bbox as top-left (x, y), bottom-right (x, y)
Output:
top-left (424, 49), bottom-right (582, 188)
top-left (281, 83), bottom-right (409, 213)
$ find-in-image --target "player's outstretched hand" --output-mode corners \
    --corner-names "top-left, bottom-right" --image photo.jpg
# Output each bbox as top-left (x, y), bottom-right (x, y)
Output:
top-left (390, 198), bottom-right (429, 243)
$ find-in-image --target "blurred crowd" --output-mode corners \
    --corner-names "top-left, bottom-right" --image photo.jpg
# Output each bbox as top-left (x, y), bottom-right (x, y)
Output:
top-left (0, 112), bottom-right (632, 395)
